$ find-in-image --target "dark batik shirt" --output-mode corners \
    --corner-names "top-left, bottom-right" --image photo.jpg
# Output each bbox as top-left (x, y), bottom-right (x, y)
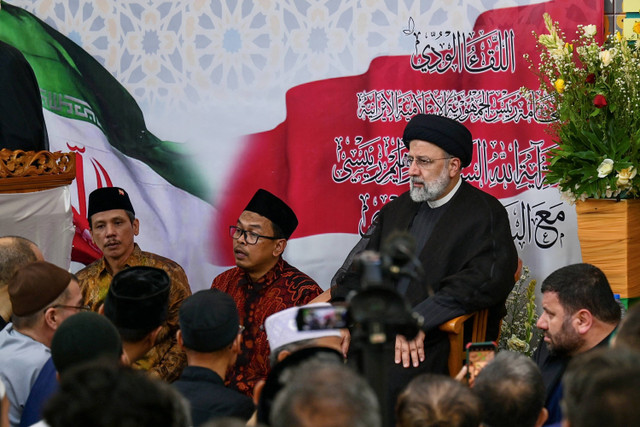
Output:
top-left (211, 257), bottom-right (321, 396)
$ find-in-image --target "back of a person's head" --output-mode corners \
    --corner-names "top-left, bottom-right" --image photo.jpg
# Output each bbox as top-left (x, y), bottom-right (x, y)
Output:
top-left (257, 347), bottom-right (344, 425)
top-left (541, 263), bottom-right (620, 323)
top-left (0, 236), bottom-right (39, 285)
top-left (179, 288), bottom-right (240, 353)
top-left (51, 311), bottom-right (122, 375)
top-left (563, 347), bottom-right (640, 427)
top-left (270, 359), bottom-right (381, 427)
top-left (103, 266), bottom-right (170, 342)
top-left (396, 373), bottom-right (482, 427)
top-left (569, 364), bottom-right (640, 427)
top-left (473, 351), bottom-right (545, 427)
top-left (42, 361), bottom-right (190, 427)
top-left (613, 302), bottom-right (640, 352)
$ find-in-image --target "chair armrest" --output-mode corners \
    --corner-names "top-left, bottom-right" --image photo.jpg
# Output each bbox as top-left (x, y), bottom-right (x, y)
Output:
top-left (439, 313), bottom-right (474, 335)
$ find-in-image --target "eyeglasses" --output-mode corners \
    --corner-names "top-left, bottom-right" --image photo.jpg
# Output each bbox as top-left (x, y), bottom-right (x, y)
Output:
top-left (402, 154), bottom-right (453, 169)
top-left (229, 226), bottom-right (278, 245)
top-left (44, 304), bottom-right (91, 313)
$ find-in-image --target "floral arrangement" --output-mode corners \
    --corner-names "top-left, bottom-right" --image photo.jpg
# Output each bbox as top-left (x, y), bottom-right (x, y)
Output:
top-left (499, 265), bottom-right (540, 357)
top-left (526, 14), bottom-right (640, 203)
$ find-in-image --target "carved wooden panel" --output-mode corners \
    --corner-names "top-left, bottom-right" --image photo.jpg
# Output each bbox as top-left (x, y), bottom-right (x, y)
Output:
top-left (0, 149), bottom-right (76, 193)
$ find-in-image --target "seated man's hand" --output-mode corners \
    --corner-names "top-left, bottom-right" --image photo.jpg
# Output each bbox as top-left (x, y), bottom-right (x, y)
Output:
top-left (395, 330), bottom-right (426, 368)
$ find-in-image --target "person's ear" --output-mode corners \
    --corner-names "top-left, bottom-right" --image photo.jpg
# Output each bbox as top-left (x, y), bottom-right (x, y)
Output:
top-left (148, 325), bottom-right (163, 347)
top-left (273, 239), bottom-right (287, 257)
top-left (448, 157), bottom-right (461, 176)
top-left (536, 408), bottom-right (549, 427)
top-left (253, 380), bottom-right (266, 406)
top-left (277, 350), bottom-right (291, 363)
top-left (132, 218), bottom-right (140, 236)
top-left (574, 309), bottom-right (593, 334)
top-left (98, 305), bottom-right (105, 315)
top-left (176, 330), bottom-right (184, 349)
top-left (120, 351), bottom-right (131, 366)
top-left (231, 333), bottom-right (242, 353)
top-left (43, 307), bottom-right (59, 330)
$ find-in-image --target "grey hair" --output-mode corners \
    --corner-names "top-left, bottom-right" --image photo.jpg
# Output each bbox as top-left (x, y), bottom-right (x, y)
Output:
top-left (270, 358), bottom-right (381, 427)
top-left (473, 351), bottom-right (544, 427)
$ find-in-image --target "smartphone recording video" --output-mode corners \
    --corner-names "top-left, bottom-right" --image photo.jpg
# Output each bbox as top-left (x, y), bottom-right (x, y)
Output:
top-left (465, 341), bottom-right (497, 382)
top-left (296, 305), bottom-right (348, 331)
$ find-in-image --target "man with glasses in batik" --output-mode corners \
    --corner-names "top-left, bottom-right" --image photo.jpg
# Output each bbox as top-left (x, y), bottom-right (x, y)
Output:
top-left (0, 261), bottom-right (86, 426)
top-left (331, 114), bottom-right (518, 415)
top-left (210, 189), bottom-right (321, 397)
top-left (77, 187), bottom-right (191, 382)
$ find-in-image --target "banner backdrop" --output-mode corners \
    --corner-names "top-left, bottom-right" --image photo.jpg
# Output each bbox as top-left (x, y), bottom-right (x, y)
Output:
top-left (1, 0), bottom-right (602, 291)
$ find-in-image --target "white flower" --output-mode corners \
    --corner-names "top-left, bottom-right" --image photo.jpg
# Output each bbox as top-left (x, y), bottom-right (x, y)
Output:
top-left (597, 159), bottom-right (615, 177)
top-left (599, 49), bottom-right (614, 66)
top-left (616, 166), bottom-right (637, 187)
top-left (583, 24), bottom-right (597, 37)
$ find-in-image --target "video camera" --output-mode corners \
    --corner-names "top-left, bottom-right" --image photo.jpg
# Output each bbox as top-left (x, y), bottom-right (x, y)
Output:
top-left (296, 231), bottom-right (425, 342)
top-left (295, 232), bottom-right (426, 427)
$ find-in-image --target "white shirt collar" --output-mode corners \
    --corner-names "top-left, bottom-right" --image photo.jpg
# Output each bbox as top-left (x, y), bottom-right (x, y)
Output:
top-left (427, 177), bottom-right (462, 208)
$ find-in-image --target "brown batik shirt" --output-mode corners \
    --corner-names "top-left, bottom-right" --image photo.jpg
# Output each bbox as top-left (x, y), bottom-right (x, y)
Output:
top-left (77, 244), bottom-right (191, 382)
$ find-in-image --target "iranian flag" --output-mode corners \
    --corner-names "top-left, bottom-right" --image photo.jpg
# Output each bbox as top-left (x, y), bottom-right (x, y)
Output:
top-left (0, 1), bottom-right (218, 289)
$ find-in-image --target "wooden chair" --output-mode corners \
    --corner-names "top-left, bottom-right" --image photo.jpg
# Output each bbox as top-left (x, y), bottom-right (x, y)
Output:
top-left (439, 309), bottom-right (490, 376)
top-left (439, 258), bottom-right (523, 376)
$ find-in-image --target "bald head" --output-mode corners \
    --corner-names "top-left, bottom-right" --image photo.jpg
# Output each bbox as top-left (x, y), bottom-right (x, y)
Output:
top-left (0, 236), bottom-right (43, 286)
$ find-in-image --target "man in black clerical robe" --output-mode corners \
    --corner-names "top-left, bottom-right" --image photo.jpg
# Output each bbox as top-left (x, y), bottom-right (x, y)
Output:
top-left (331, 114), bottom-right (518, 413)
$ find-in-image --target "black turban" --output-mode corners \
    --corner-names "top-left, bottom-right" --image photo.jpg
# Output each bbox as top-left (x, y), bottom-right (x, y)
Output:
top-left (402, 114), bottom-right (473, 167)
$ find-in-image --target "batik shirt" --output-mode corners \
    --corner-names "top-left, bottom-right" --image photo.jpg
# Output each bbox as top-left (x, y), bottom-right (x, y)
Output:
top-left (211, 257), bottom-right (322, 396)
top-left (77, 244), bottom-right (191, 382)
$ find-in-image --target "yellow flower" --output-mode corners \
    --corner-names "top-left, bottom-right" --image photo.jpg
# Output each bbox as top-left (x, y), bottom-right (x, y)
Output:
top-left (597, 158), bottom-right (614, 178)
top-left (616, 31), bottom-right (623, 42)
top-left (616, 166), bottom-right (637, 187)
top-left (634, 21), bottom-right (640, 35)
top-left (554, 79), bottom-right (565, 93)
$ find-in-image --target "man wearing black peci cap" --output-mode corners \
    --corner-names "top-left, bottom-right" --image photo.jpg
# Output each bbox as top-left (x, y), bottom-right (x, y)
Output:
top-left (76, 186), bottom-right (191, 382)
top-left (211, 189), bottom-right (322, 397)
top-left (173, 289), bottom-right (255, 425)
top-left (331, 114), bottom-right (518, 413)
top-left (102, 266), bottom-right (171, 365)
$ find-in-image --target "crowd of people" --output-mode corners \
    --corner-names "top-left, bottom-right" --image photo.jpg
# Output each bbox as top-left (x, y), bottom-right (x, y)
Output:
top-left (1, 114), bottom-right (639, 427)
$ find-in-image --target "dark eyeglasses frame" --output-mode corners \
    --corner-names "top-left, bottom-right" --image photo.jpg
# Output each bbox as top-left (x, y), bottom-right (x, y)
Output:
top-left (229, 225), bottom-right (278, 245)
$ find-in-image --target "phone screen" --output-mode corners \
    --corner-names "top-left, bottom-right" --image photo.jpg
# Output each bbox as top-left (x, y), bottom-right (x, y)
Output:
top-left (296, 305), bottom-right (348, 331)
top-left (466, 342), bottom-right (496, 381)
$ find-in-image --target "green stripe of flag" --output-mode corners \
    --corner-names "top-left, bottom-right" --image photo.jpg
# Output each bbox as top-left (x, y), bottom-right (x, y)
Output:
top-left (0, 1), bottom-right (209, 201)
